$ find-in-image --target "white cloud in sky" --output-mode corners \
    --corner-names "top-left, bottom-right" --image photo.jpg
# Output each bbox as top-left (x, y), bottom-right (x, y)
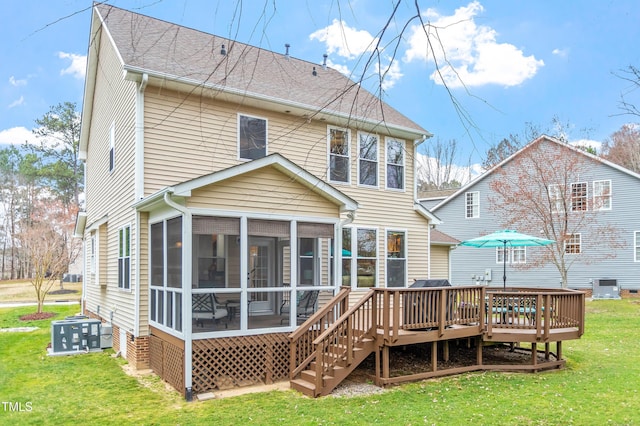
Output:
top-left (58, 52), bottom-right (87, 79)
top-left (325, 58), bottom-right (351, 76)
top-left (404, 1), bottom-right (544, 88)
top-left (570, 138), bottom-right (602, 152)
top-left (9, 76), bottom-right (27, 87)
top-left (8, 96), bottom-right (25, 109)
top-left (552, 48), bottom-right (569, 58)
top-left (0, 126), bottom-right (39, 146)
top-left (377, 59), bottom-right (403, 91)
top-left (416, 152), bottom-right (482, 186)
top-left (309, 19), bottom-right (377, 59)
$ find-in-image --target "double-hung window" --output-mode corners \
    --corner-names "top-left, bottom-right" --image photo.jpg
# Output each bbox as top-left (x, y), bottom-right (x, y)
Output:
top-left (571, 182), bottom-right (588, 211)
top-left (358, 132), bottom-right (378, 187)
top-left (497, 247), bottom-right (526, 264)
top-left (565, 233), bottom-right (581, 254)
top-left (548, 184), bottom-right (564, 213)
top-left (385, 138), bottom-right (405, 190)
top-left (118, 225), bottom-right (130, 290)
top-left (386, 230), bottom-right (406, 287)
top-left (329, 127), bottom-right (350, 183)
top-left (238, 114), bottom-right (267, 160)
top-left (465, 191), bottom-right (479, 218)
top-left (635, 231), bottom-right (640, 262)
top-left (593, 180), bottom-right (612, 211)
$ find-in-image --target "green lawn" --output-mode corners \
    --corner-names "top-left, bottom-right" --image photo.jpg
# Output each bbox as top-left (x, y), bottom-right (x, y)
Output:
top-left (1, 300), bottom-right (639, 425)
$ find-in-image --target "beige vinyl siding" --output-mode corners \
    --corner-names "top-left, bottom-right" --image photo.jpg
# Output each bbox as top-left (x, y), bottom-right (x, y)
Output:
top-left (186, 167), bottom-right (340, 218)
top-left (430, 245), bottom-right (450, 280)
top-left (83, 26), bottom-right (139, 334)
top-left (138, 212), bottom-right (149, 334)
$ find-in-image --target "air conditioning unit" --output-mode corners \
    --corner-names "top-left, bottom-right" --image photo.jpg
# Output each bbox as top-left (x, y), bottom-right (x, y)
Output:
top-left (592, 279), bottom-right (620, 300)
top-left (49, 318), bottom-right (102, 355)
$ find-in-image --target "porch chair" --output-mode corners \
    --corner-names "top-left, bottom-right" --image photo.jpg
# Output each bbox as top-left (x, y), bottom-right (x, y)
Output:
top-left (192, 293), bottom-right (228, 328)
top-left (280, 290), bottom-right (319, 324)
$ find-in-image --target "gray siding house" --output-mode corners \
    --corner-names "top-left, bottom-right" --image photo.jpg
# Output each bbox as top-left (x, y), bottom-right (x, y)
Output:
top-left (426, 136), bottom-right (640, 296)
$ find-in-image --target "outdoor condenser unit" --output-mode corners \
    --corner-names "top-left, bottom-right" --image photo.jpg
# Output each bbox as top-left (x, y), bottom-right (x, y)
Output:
top-left (100, 323), bottom-right (113, 349)
top-left (50, 318), bottom-right (102, 355)
top-left (592, 279), bottom-right (620, 300)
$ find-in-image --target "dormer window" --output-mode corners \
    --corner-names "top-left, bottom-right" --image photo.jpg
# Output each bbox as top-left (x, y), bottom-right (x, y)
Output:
top-left (238, 114), bottom-right (267, 160)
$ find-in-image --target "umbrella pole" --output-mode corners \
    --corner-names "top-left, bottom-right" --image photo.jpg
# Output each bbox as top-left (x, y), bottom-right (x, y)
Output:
top-left (503, 241), bottom-right (507, 291)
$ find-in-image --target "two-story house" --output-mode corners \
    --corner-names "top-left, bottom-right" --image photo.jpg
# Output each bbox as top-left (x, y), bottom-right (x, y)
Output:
top-left (75, 4), bottom-right (442, 398)
top-left (428, 135), bottom-right (640, 296)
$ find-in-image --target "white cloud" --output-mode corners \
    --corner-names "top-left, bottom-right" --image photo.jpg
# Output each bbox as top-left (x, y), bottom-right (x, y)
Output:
top-left (416, 152), bottom-right (482, 186)
top-left (326, 59), bottom-right (351, 76)
top-left (58, 52), bottom-right (87, 79)
top-left (309, 19), bottom-right (377, 60)
top-left (552, 48), bottom-right (569, 58)
top-left (570, 138), bottom-right (602, 152)
top-left (377, 59), bottom-right (403, 91)
top-left (404, 1), bottom-right (543, 88)
top-left (8, 96), bottom-right (25, 109)
top-left (0, 126), bottom-right (39, 146)
top-left (9, 76), bottom-right (27, 86)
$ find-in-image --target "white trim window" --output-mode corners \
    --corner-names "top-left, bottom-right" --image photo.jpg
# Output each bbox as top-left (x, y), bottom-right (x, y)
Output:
top-left (90, 235), bottom-right (96, 275)
top-left (565, 233), bottom-right (582, 254)
top-left (118, 225), bottom-right (131, 290)
top-left (238, 114), bottom-right (267, 160)
top-left (571, 182), bottom-right (588, 212)
top-left (386, 230), bottom-right (406, 287)
top-left (465, 191), bottom-right (479, 218)
top-left (496, 247), bottom-right (526, 264)
top-left (385, 138), bottom-right (405, 190)
top-left (109, 122), bottom-right (115, 172)
top-left (358, 132), bottom-right (378, 187)
top-left (549, 184), bottom-right (564, 213)
top-left (593, 180), bottom-right (612, 211)
top-left (328, 127), bottom-right (350, 183)
top-left (356, 228), bottom-right (378, 288)
top-left (635, 231), bottom-right (640, 262)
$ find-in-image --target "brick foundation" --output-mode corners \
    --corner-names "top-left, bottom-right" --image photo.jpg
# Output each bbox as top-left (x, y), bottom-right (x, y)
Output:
top-left (83, 307), bottom-right (150, 369)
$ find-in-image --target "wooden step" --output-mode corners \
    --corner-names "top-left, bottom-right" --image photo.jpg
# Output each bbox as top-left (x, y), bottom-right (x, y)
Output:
top-left (290, 378), bottom-right (317, 397)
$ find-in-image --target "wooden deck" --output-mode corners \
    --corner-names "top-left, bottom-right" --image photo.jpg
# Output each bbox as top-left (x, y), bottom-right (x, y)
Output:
top-left (289, 286), bottom-right (585, 397)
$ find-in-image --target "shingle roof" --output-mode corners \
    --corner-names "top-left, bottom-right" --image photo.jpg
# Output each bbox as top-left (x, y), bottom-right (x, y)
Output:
top-left (95, 4), bottom-right (428, 137)
top-left (430, 229), bottom-right (460, 245)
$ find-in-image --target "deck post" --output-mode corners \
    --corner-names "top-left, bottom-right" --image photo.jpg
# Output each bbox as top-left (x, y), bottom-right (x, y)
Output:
top-left (544, 342), bottom-right (550, 360)
top-left (477, 337), bottom-right (483, 366)
top-left (557, 341), bottom-right (563, 360)
top-left (443, 341), bottom-right (449, 362)
top-left (431, 342), bottom-right (438, 372)
top-left (382, 346), bottom-right (390, 381)
top-left (531, 342), bottom-right (537, 366)
top-left (374, 347), bottom-right (381, 386)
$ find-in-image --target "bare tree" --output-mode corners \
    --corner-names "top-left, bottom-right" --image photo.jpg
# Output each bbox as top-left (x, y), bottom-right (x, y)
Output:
top-left (416, 137), bottom-right (469, 192)
top-left (489, 139), bottom-right (625, 288)
top-left (601, 124), bottom-right (640, 174)
top-left (16, 200), bottom-right (77, 313)
top-left (614, 65), bottom-right (640, 118)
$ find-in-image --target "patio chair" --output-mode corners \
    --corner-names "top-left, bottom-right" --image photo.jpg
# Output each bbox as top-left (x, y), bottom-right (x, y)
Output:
top-left (192, 293), bottom-right (228, 328)
top-left (280, 290), bottom-right (319, 324)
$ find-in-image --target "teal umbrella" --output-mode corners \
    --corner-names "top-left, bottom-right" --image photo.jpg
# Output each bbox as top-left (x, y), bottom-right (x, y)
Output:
top-left (460, 230), bottom-right (555, 290)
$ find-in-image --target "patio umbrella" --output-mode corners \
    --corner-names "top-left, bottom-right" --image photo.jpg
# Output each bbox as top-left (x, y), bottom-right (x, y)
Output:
top-left (459, 230), bottom-right (555, 290)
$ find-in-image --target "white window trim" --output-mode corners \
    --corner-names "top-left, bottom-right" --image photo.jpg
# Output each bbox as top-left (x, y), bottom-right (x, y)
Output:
top-left (357, 131), bottom-right (379, 188)
top-left (109, 122), bottom-right (115, 173)
top-left (344, 226), bottom-right (379, 289)
top-left (465, 191), bottom-right (479, 219)
top-left (385, 228), bottom-right (408, 287)
top-left (327, 126), bottom-right (351, 184)
top-left (593, 180), bottom-right (612, 211)
top-left (118, 224), bottom-right (132, 291)
top-left (237, 113), bottom-right (268, 161)
top-left (90, 235), bottom-right (96, 275)
top-left (564, 233), bottom-right (582, 255)
top-left (384, 137), bottom-right (405, 191)
top-left (496, 247), bottom-right (527, 264)
top-left (634, 231), bottom-right (640, 262)
top-left (549, 184), bottom-right (564, 213)
top-left (570, 181), bottom-right (588, 212)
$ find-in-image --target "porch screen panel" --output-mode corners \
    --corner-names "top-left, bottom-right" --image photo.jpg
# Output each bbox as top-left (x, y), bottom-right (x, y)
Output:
top-left (192, 217), bottom-right (240, 235)
top-left (297, 223), bottom-right (334, 238)
top-left (248, 219), bottom-right (290, 237)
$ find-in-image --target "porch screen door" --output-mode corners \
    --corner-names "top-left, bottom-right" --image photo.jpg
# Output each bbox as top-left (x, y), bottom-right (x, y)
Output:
top-left (248, 237), bottom-right (274, 313)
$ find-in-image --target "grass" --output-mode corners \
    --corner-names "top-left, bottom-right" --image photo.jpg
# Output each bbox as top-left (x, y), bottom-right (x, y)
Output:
top-left (0, 300), bottom-right (639, 425)
top-left (0, 279), bottom-right (82, 303)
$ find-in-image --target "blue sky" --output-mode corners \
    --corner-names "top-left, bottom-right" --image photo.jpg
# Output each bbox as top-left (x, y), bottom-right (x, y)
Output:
top-left (2, 0), bottom-right (639, 176)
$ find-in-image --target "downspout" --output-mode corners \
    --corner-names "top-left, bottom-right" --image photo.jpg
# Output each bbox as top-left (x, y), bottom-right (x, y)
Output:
top-left (163, 191), bottom-right (194, 401)
top-left (133, 73), bottom-right (147, 347)
top-left (336, 211), bottom-right (356, 291)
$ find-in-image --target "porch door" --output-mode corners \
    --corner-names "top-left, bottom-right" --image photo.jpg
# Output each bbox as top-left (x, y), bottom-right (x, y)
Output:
top-left (248, 237), bottom-right (275, 314)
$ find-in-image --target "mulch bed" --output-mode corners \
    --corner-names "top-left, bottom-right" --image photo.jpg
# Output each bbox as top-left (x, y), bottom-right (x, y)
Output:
top-left (20, 312), bottom-right (56, 321)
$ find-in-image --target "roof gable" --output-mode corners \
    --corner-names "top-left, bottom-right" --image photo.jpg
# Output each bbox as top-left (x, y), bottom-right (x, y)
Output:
top-left (91, 4), bottom-right (428, 139)
top-left (432, 135), bottom-right (640, 211)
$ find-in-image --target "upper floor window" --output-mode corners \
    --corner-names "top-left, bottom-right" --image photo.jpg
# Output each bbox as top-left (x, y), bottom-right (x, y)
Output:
top-left (328, 127), bottom-right (350, 183)
top-left (635, 231), bottom-right (640, 262)
top-left (118, 225), bottom-right (130, 290)
top-left (358, 132), bottom-right (378, 187)
top-left (548, 184), bottom-right (564, 213)
top-left (238, 114), bottom-right (267, 160)
top-left (565, 233), bottom-right (581, 254)
top-left (593, 180), bottom-right (612, 211)
top-left (109, 122), bottom-right (115, 172)
top-left (465, 191), bottom-right (479, 218)
top-left (385, 138), bottom-right (405, 190)
top-left (571, 182), bottom-right (587, 211)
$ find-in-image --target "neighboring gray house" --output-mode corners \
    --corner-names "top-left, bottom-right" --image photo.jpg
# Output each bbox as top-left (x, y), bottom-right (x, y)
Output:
top-left (426, 135), bottom-right (640, 297)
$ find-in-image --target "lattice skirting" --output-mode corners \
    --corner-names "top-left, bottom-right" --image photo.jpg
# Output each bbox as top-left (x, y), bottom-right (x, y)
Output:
top-left (192, 333), bottom-right (290, 394)
top-left (149, 335), bottom-right (185, 396)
